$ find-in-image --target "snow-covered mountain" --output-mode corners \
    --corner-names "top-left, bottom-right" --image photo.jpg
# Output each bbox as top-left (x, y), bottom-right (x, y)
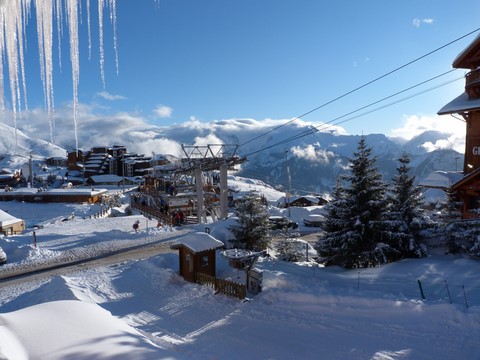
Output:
top-left (3, 118), bottom-right (463, 195)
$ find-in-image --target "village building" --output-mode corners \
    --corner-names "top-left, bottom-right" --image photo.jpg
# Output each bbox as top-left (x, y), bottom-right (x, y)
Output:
top-left (66, 146), bottom-right (152, 183)
top-left (170, 232), bottom-right (224, 283)
top-left (0, 209), bottom-right (25, 235)
top-left (438, 34), bottom-right (480, 218)
top-left (0, 187), bottom-right (107, 204)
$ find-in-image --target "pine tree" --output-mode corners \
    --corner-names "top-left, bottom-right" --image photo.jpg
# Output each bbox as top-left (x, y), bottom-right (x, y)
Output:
top-left (229, 194), bottom-right (271, 250)
top-left (439, 188), bottom-right (467, 253)
top-left (315, 178), bottom-right (353, 265)
top-left (317, 137), bottom-right (388, 268)
top-left (382, 151), bottom-right (427, 259)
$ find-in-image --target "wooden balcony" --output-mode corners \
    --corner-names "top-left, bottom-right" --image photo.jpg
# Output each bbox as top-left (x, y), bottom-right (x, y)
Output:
top-left (466, 68), bottom-right (480, 99)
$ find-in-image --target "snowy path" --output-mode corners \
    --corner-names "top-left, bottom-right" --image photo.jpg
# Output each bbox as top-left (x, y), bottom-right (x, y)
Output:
top-left (0, 214), bottom-right (194, 279)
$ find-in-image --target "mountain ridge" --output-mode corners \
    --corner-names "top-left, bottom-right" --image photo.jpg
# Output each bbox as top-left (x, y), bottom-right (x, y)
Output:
top-left (3, 118), bottom-right (463, 195)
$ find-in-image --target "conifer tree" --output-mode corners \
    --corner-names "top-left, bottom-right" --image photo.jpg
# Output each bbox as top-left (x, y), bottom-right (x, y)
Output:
top-left (315, 178), bottom-right (352, 264)
top-left (229, 194), bottom-right (271, 250)
top-left (317, 137), bottom-right (388, 268)
top-left (439, 188), bottom-right (467, 253)
top-left (382, 151), bottom-right (427, 259)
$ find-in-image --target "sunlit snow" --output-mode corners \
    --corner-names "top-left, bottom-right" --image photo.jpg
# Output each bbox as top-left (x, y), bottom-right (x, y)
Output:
top-left (0, 179), bottom-right (479, 359)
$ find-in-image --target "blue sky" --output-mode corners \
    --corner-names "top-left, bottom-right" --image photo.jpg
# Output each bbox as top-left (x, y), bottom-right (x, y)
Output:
top-left (10, 0), bottom-right (480, 140)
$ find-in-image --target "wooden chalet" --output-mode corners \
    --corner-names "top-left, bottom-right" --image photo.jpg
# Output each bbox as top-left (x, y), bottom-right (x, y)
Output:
top-left (0, 209), bottom-right (25, 235)
top-left (170, 232), bottom-right (224, 283)
top-left (438, 34), bottom-right (480, 217)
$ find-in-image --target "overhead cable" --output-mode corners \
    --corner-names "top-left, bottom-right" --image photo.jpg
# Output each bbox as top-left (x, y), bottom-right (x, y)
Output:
top-left (239, 27), bottom-right (480, 149)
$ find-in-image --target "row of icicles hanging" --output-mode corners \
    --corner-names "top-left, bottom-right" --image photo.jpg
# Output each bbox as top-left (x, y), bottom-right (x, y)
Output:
top-left (0, 0), bottom-right (118, 151)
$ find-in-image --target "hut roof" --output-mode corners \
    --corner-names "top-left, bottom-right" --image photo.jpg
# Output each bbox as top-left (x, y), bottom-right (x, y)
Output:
top-left (170, 232), bottom-right (224, 253)
top-left (0, 209), bottom-right (22, 227)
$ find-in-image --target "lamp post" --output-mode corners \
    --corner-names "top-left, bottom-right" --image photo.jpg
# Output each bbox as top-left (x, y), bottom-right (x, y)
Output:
top-left (285, 150), bottom-right (291, 218)
top-left (122, 154), bottom-right (126, 194)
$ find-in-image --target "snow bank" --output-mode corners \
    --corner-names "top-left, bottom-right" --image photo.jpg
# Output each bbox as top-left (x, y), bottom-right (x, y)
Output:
top-left (0, 300), bottom-right (170, 359)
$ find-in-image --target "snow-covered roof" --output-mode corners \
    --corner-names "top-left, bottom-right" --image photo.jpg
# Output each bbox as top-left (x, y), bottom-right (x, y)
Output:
top-left (0, 208), bottom-right (22, 226)
top-left (170, 232), bottom-right (224, 253)
top-left (419, 171), bottom-right (464, 189)
top-left (45, 188), bottom-right (108, 196)
top-left (437, 92), bottom-right (480, 115)
top-left (89, 174), bottom-right (124, 183)
top-left (452, 33), bottom-right (480, 68)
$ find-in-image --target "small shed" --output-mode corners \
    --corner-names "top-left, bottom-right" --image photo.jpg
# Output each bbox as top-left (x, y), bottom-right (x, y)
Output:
top-left (0, 209), bottom-right (25, 235)
top-left (170, 232), bottom-right (224, 283)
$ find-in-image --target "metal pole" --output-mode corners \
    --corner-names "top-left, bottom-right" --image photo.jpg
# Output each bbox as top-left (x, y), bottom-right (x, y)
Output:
top-left (219, 163), bottom-right (228, 219)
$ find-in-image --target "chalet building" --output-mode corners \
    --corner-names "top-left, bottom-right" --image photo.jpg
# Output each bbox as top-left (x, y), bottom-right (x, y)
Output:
top-left (0, 209), bottom-right (24, 235)
top-left (438, 34), bottom-right (480, 217)
top-left (46, 157), bottom-right (67, 167)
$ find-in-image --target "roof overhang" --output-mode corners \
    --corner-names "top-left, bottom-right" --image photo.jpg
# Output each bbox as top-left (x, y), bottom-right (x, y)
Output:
top-left (437, 92), bottom-right (480, 115)
top-left (452, 34), bottom-right (480, 69)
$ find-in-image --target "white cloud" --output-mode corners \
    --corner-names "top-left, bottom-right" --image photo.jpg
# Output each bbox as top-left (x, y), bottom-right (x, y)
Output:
top-left (96, 91), bottom-right (127, 101)
top-left (353, 57), bottom-right (371, 68)
top-left (412, 18), bottom-right (434, 28)
top-left (390, 114), bottom-right (465, 152)
top-left (19, 103), bottom-right (184, 157)
top-left (153, 105), bottom-right (173, 118)
top-left (290, 144), bottom-right (334, 164)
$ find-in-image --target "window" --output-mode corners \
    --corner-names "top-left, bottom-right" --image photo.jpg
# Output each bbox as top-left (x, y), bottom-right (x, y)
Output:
top-left (201, 255), bottom-right (209, 267)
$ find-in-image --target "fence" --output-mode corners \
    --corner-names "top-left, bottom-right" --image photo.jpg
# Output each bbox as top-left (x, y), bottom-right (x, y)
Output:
top-left (131, 201), bottom-right (198, 226)
top-left (263, 260), bottom-right (480, 308)
top-left (196, 272), bottom-right (246, 300)
top-left (417, 279), bottom-right (480, 308)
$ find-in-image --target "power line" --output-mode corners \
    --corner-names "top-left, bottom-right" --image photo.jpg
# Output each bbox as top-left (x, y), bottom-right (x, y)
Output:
top-left (239, 27), bottom-right (480, 149)
top-left (242, 72), bottom-right (463, 158)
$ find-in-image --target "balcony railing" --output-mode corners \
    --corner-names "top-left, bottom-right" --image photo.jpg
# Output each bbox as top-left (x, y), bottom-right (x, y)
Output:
top-left (466, 68), bottom-right (480, 89)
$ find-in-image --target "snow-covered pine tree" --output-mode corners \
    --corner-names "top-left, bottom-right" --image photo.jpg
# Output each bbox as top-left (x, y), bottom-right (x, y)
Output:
top-left (381, 151), bottom-right (427, 259)
top-left (439, 188), bottom-right (469, 254)
top-left (315, 177), bottom-right (354, 265)
top-left (229, 194), bottom-right (271, 250)
top-left (317, 137), bottom-right (388, 268)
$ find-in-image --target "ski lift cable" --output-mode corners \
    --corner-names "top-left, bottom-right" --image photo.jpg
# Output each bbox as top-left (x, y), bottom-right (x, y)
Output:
top-left (242, 75), bottom-right (463, 158)
top-left (239, 27), bottom-right (480, 149)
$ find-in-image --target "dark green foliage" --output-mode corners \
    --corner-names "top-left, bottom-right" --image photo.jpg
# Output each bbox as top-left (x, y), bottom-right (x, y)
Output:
top-left (229, 195), bottom-right (271, 250)
top-left (317, 137), bottom-right (389, 268)
top-left (438, 189), bottom-right (471, 254)
top-left (382, 152), bottom-right (427, 259)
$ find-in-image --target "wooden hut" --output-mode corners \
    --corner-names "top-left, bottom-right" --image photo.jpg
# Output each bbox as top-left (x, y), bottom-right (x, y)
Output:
top-left (0, 209), bottom-right (25, 235)
top-left (170, 232), bottom-right (224, 283)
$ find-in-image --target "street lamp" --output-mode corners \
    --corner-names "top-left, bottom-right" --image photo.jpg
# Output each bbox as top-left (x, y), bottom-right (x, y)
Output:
top-left (285, 150), bottom-right (291, 218)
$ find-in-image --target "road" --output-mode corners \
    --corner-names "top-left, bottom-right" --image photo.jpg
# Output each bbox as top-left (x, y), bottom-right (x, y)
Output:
top-left (0, 240), bottom-right (177, 289)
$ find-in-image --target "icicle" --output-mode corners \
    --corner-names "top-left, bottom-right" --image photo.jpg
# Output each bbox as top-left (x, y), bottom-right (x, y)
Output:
top-left (0, 9), bottom-right (6, 115)
top-left (4, 1), bottom-right (23, 146)
top-left (35, 0), bottom-right (55, 143)
top-left (66, 0), bottom-right (80, 152)
top-left (98, 0), bottom-right (105, 88)
top-left (109, 0), bottom-right (119, 75)
top-left (0, 0), bottom-right (121, 150)
top-left (87, 0), bottom-right (92, 60)
top-left (55, 0), bottom-right (63, 70)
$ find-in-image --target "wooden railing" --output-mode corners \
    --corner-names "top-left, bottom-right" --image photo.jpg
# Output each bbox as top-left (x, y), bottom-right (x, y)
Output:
top-left (196, 272), bottom-right (246, 300)
top-left (466, 69), bottom-right (480, 90)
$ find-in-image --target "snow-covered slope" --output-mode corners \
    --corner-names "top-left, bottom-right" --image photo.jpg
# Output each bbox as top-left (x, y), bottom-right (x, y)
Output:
top-left (0, 196), bottom-right (479, 359)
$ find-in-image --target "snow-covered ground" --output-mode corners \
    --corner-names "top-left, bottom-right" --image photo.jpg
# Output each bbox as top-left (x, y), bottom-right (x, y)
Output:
top-left (0, 182), bottom-right (479, 359)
